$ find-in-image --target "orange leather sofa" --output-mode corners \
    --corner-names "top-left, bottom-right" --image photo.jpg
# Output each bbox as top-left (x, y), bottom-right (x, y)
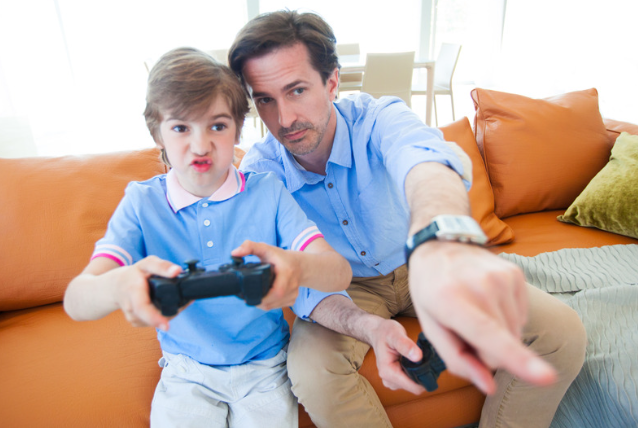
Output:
top-left (1, 88), bottom-right (636, 428)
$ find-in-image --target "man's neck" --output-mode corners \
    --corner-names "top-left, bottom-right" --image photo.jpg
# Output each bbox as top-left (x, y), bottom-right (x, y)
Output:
top-left (293, 105), bottom-right (337, 175)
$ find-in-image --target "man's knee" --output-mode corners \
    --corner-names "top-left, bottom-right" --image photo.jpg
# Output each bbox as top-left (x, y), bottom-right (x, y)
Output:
top-left (529, 296), bottom-right (587, 378)
top-left (287, 319), bottom-right (365, 394)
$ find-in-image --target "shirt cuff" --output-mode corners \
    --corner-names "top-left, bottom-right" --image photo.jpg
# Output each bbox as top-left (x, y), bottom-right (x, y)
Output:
top-left (291, 288), bottom-right (351, 321)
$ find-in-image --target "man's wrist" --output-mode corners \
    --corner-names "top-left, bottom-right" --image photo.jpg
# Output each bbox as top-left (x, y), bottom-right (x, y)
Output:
top-left (405, 215), bottom-right (487, 267)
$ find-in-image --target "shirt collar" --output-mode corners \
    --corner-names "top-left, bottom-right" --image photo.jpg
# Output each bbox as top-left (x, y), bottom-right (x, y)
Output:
top-left (280, 106), bottom-right (353, 193)
top-left (166, 165), bottom-right (246, 212)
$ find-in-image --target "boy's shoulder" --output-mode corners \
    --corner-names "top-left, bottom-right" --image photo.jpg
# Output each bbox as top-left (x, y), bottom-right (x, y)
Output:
top-left (123, 174), bottom-right (168, 200)
top-left (243, 170), bottom-right (283, 191)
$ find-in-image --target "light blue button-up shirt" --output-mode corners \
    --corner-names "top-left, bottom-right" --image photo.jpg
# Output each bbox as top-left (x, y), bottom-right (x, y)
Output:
top-left (240, 93), bottom-right (468, 277)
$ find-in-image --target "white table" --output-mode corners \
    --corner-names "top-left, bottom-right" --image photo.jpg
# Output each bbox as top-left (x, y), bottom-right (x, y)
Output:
top-left (340, 59), bottom-right (436, 126)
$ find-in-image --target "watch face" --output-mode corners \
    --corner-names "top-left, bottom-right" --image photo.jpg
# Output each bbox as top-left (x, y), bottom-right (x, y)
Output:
top-left (434, 215), bottom-right (487, 245)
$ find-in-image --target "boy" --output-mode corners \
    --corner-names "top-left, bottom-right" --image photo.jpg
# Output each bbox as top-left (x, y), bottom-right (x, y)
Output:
top-left (63, 47), bottom-right (352, 428)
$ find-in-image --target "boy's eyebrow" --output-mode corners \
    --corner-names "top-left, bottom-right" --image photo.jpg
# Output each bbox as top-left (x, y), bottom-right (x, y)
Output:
top-left (165, 113), bottom-right (233, 121)
top-left (252, 79), bottom-right (307, 98)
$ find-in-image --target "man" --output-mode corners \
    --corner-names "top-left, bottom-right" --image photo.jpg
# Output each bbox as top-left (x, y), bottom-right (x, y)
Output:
top-left (229, 10), bottom-right (586, 428)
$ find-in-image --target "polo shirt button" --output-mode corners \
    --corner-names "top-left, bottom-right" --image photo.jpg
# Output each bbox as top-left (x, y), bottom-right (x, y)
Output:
top-left (202, 203), bottom-right (209, 208)
top-left (204, 220), bottom-right (211, 226)
top-left (342, 220), bottom-right (348, 225)
top-left (207, 241), bottom-right (214, 247)
top-left (360, 251), bottom-right (366, 256)
top-left (327, 183), bottom-right (334, 188)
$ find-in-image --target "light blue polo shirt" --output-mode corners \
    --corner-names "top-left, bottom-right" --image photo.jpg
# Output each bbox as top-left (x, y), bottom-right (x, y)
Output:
top-left (92, 166), bottom-right (348, 366)
top-left (240, 93), bottom-right (469, 277)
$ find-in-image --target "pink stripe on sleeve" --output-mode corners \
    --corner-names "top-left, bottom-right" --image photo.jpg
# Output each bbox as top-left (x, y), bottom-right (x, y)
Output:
top-left (90, 253), bottom-right (126, 267)
top-left (299, 234), bottom-right (324, 252)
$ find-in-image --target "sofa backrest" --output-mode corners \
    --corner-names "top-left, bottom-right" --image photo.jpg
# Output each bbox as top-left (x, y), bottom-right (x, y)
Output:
top-left (0, 149), bottom-right (168, 311)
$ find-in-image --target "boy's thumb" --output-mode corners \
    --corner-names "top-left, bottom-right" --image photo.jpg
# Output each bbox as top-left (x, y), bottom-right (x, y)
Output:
top-left (231, 240), bottom-right (254, 256)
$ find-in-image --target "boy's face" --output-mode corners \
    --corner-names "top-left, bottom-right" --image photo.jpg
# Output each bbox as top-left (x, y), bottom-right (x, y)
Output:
top-left (158, 96), bottom-right (238, 198)
top-left (242, 42), bottom-right (338, 159)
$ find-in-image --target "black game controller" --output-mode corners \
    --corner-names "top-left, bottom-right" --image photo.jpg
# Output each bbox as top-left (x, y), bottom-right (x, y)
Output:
top-left (148, 257), bottom-right (274, 316)
top-left (400, 332), bottom-right (446, 392)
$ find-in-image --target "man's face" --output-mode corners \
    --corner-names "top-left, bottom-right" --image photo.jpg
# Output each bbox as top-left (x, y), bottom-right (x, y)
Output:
top-left (242, 42), bottom-right (339, 158)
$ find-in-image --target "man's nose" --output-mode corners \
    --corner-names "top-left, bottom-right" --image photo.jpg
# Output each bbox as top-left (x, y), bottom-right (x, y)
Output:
top-left (277, 101), bottom-right (296, 128)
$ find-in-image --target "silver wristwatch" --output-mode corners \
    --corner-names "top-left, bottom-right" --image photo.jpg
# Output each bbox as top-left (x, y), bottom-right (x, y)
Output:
top-left (404, 215), bottom-right (487, 266)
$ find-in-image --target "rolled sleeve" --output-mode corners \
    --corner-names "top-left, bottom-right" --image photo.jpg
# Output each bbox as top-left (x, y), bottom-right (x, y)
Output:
top-left (370, 99), bottom-right (470, 200)
top-left (291, 288), bottom-right (350, 321)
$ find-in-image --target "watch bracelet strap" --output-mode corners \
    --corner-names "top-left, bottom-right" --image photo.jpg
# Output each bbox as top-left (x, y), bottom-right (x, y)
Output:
top-left (404, 222), bottom-right (439, 268)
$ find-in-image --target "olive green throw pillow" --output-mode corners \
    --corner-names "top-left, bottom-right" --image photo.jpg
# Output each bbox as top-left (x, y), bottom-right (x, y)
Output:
top-left (558, 132), bottom-right (638, 238)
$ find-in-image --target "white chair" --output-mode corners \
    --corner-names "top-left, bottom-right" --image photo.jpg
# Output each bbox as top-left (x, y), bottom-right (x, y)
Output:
top-left (412, 43), bottom-right (462, 126)
top-left (336, 43), bottom-right (363, 95)
top-left (207, 48), bottom-right (229, 65)
top-left (360, 51), bottom-right (415, 107)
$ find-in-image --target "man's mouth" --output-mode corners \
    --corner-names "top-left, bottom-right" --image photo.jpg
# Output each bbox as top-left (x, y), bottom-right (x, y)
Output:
top-left (284, 129), bottom-right (308, 141)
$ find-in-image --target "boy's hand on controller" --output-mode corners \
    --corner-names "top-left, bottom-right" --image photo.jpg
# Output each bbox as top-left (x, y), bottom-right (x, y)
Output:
top-left (114, 256), bottom-right (182, 331)
top-left (232, 241), bottom-right (301, 310)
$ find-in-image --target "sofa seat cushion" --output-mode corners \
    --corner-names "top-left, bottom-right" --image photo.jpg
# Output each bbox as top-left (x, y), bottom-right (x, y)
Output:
top-left (0, 303), bottom-right (161, 427)
top-left (1, 303), bottom-right (482, 428)
top-left (491, 210), bottom-right (638, 257)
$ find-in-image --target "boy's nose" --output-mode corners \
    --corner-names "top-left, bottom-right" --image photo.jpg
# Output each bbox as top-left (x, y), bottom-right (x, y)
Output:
top-left (190, 132), bottom-right (212, 155)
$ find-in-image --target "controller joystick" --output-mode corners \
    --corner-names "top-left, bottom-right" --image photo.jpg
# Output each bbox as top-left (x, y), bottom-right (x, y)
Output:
top-left (400, 332), bottom-right (446, 392)
top-left (148, 257), bottom-right (274, 316)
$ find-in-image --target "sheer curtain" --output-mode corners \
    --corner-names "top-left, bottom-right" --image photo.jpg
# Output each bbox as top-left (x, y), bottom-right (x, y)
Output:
top-left (259, 0), bottom-right (423, 55)
top-left (495, 0), bottom-right (638, 122)
top-left (1, 1), bottom-right (636, 158)
top-left (0, 0), bottom-right (247, 157)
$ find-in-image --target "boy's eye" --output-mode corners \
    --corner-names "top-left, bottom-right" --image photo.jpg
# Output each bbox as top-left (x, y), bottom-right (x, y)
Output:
top-left (292, 88), bottom-right (305, 96)
top-left (172, 125), bottom-right (187, 133)
top-left (211, 124), bottom-right (227, 131)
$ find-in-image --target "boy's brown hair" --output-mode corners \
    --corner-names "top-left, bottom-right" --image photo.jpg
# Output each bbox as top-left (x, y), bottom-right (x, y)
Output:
top-left (228, 10), bottom-right (339, 92)
top-left (144, 47), bottom-right (249, 161)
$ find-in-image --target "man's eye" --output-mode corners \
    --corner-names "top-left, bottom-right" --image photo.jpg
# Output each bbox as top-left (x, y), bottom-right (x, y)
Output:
top-left (211, 124), bottom-right (226, 131)
top-left (172, 125), bottom-right (187, 133)
top-left (293, 88), bottom-right (305, 95)
top-left (256, 97), bottom-right (273, 105)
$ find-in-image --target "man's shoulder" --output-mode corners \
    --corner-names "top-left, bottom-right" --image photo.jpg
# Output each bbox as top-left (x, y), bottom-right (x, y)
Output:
top-left (243, 169), bottom-right (282, 190)
top-left (240, 138), bottom-right (286, 180)
top-left (334, 92), bottom-right (407, 123)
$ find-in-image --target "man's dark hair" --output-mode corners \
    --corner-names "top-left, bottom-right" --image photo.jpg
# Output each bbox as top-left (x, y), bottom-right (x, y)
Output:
top-left (229, 10), bottom-right (339, 91)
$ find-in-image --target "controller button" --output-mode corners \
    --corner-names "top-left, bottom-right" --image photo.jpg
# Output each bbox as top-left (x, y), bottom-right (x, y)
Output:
top-left (207, 241), bottom-right (214, 247)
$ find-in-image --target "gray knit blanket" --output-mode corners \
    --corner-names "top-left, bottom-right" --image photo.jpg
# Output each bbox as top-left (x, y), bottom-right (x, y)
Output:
top-left (500, 245), bottom-right (638, 428)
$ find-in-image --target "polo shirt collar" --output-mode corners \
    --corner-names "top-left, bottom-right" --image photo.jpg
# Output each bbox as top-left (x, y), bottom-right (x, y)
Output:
top-left (280, 106), bottom-right (353, 193)
top-left (166, 165), bottom-right (246, 212)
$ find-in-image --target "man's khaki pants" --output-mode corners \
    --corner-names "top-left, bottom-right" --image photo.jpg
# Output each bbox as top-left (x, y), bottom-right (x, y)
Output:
top-left (287, 265), bottom-right (587, 428)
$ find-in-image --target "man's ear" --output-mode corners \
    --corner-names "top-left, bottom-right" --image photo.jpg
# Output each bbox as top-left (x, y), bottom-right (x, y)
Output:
top-left (327, 67), bottom-right (339, 101)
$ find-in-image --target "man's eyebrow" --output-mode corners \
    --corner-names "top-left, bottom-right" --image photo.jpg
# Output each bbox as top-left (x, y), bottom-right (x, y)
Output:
top-left (251, 80), bottom-right (307, 98)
